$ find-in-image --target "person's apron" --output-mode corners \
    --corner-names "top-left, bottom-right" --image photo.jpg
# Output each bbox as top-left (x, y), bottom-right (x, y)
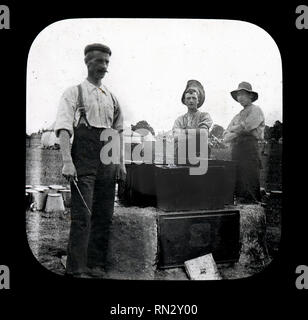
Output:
top-left (66, 85), bottom-right (116, 274)
top-left (231, 133), bottom-right (261, 201)
top-left (71, 84), bottom-right (106, 176)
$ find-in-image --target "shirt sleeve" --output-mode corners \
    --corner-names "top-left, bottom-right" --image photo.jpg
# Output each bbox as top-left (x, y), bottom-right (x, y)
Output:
top-left (198, 112), bottom-right (213, 130)
top-left (172, 116), bottom-right (183, 130)
top-left (223, 114), bottom-right (241, 142)
top-left (110, 93), bottom-right (124, 133)
top-left (225, 114), bottom-right (242, 132)
top-left (243, 105), bottom-right (265, 131)
top-left (54, 86), bottom-right (78, 138)
top-left (172, 116), bottom-right (186, 137)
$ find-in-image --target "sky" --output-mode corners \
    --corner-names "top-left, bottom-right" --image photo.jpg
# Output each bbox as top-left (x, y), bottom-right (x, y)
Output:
top-left (26, 18), bottom-right (282, 135)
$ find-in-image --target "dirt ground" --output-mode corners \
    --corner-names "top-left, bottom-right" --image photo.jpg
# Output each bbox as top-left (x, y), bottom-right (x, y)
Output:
top-left (25, 144), bottom-right (281, 280)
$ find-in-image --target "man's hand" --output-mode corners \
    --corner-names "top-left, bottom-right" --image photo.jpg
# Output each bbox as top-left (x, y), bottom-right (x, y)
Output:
top-left (116, 163), bottom-right (126, 182)
top-left (62, 160), bottom-right (78, 181)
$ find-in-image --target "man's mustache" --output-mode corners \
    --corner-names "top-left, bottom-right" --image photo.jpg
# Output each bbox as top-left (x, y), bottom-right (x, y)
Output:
top-left (97, 68), bottom-right (108, 73)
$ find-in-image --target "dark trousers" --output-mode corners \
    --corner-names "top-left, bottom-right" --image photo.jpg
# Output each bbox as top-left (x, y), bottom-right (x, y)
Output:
top-left (66, 126), bottom-right (117, 274)
top-left (231, 135), bottom-right (262, 203)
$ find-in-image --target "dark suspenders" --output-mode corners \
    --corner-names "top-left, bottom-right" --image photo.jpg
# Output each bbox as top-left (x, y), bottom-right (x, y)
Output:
top-left (75, 83), bottom-right (117, 130)
top-left (76, 84), bottom-right (92, 129)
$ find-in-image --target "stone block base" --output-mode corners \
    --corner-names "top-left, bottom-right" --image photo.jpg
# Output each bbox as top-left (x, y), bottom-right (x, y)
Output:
top-left (105, 204), bottom-right (272, 279)
top-left (106, 205), bottom-right (158, 280)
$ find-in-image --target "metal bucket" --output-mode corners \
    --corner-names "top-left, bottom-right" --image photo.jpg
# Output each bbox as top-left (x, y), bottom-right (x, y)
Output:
top-left (26, 189), bottom-right (47, 211)
top-left (26, 189), bottom-right (39, 210)
top-left (59, 189), bottom-right (71, 207)
top-left (45, 193), bottom-right (65, 212)
top-left (32, 190), bottom-right (48, 211)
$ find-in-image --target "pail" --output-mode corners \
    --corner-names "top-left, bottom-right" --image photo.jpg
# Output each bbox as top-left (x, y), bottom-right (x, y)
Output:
top-left (59, 189), bottom-right (71, 207)
top-left (45, 193), bottom-right (65, 212)
top-left (26, 189), bottom-right (39, 207)
top-left (31, 190), bottom-right (48, 211)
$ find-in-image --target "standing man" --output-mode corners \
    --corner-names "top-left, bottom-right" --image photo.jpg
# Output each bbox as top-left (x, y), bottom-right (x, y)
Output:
top-left (173, 80), bottom-right (213, 163)
top-left (223, 81), bottom-right (265, 203)
top-left (54, 43), bottom-right (126, 278)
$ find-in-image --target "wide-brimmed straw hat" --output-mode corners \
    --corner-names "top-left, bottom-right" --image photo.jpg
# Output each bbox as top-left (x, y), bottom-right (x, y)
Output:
top-left (181, 80), bottom-right (205, 108)
top-left (230, 82), bottom-right (258, 102)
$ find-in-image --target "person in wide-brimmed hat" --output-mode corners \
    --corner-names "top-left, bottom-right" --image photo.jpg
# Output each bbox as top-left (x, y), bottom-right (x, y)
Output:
top-left (173, 79), bottom-right (212, 131)
top-left (230, 81), bottom-right (258, 103)
top-left (223, 81), bottom-right (265, 203)
top-left (180, 80), bottom-right (206, 108)
top-left (173, 80), bottom-right (213, 163)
